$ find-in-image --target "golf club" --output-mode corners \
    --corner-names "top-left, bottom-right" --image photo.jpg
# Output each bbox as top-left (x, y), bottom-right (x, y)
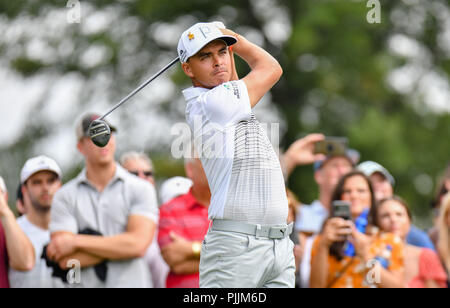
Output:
top-left (89, 56), bottom-right (180, 147)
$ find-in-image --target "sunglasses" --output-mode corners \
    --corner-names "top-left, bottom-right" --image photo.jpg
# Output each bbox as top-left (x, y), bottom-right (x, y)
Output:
top-left (129, 171), bottom-right (153, 177)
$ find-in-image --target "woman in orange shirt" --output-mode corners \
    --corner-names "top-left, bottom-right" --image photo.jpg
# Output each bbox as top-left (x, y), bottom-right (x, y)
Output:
top-left (310, 171), bottom-right (404, 288)
top-left (371, 196), bottom-right (447, 288)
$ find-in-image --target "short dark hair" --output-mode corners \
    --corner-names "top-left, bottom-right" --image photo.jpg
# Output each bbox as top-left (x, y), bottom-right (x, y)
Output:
top-left (16, 183), bottom-right (23, 202)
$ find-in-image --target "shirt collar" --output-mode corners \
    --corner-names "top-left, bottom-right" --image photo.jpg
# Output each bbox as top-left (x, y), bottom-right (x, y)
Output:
top-left (184, 188), bottom-right (207, 210)
top-left (182, 86), bottom-right (209, 102)
top-left (76, 163), bottom-right (126, 187)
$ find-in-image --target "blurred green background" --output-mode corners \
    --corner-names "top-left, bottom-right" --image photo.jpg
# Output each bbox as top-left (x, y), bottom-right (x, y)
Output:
top-left (0, 0), bottom-right (449, 227)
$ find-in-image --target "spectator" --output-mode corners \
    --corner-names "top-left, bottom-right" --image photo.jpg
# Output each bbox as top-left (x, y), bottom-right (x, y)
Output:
top-left (286, 188), bottom-right (303, 288)
top-left (46, 113), bottom-right (159, 288)
top-left (358, 161), bottom-right (435, 250)
top-left (437, 193), bottom-right (450, 287)
top-left (310, 171), bottom-right (404, 288)
top-left (289, 146), bottom-right (359, 236)
top-left (430, 163), bottom-right (450, 247)
top-left (372, 196), bottom-right (447, 288)
top-left (120, 151), bottom-right (155, 185)
top-left (0, 175), bottom-right (35, 288)
top-left (9, 156), bottom-right (65, 288)
top-left (357, 161), bottom-right (395, 202)
top-left (284, 136), bottom-right (357, 288)
top-left (160, 177), bottom-right (193, 205)
top-left (158, 156), bottom-right (210, 288)
top-left (120, 151), bottom-right (169, 288)
top-left (15, 184), bottom-right (26, 216)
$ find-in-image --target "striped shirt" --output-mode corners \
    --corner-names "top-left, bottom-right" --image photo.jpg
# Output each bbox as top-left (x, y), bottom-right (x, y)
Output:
top-left (184, 80), bottom-right (288, 225)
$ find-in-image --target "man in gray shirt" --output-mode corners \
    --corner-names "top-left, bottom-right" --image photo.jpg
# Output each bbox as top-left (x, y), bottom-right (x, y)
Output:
top-left (46, 113), bottom-right (159, 288)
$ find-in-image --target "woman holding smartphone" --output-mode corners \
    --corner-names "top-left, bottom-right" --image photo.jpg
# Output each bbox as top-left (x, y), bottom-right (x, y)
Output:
top-left (310, 171), bottom-right (405, 288)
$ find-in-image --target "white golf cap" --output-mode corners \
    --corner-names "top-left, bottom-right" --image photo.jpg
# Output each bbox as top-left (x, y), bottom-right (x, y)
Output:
top-left (177, 22), bottom-right (237, 63)
top-left (160, 176), bottom-right (193, 204)
top-left (357, 161), bottom-right (395, 186)
top-left (20, 155), bottom-right (62, 184)
top-left (0, 176), bottom-right (6, 195)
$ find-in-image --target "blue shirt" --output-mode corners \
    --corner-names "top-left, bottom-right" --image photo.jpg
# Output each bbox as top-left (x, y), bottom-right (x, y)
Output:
top-left (406, 225), bottom-right (435, 251)
top-left (294, 200), bottom-right (328, 234)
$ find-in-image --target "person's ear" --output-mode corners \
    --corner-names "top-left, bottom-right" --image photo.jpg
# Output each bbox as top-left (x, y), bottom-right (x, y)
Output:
top-left (445, 179), bottom-right (450, 191)
top-left (314, 170), bottom-right (323, 186)
top-left (77, 139), bottom-right (85, 155)
top-left (182, 62), bottom-right (195, 79)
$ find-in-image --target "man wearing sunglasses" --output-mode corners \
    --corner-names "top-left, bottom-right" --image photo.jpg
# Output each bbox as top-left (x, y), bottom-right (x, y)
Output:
top-left (120, 152), bottom-right (155, 185)
top-left (120, 151), bottom-right (169, 288)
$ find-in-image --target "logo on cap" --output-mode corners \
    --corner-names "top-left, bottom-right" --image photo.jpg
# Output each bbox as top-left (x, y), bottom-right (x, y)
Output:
top-left (188, 32), bottom-right (195, 40)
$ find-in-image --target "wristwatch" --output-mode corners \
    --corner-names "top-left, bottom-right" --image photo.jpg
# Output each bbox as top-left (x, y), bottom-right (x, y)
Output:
top-left (192, 241), bottom-right (202, 258)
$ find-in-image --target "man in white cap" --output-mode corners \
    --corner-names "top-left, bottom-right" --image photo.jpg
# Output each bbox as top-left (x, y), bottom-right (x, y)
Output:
top-left (9, 155), bottom-right (64, 288)
top-left (357, 160), bottom-right (395, 202)
top-left (0, 175), bottom-right (35, 288)
top-left (179, 22), bottom-right (294, 287)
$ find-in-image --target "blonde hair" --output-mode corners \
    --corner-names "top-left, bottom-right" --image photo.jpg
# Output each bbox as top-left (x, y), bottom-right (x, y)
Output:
top-left (437, 192), bottom-right (450, 271)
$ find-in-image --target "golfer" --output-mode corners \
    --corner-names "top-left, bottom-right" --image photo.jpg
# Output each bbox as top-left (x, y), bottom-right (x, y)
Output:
top-left (179, 22), bottom-right (294, 288)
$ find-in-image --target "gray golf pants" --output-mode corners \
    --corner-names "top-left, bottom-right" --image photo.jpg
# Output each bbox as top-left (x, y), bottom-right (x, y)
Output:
top-left (199, 228), bottom-right (295, 288)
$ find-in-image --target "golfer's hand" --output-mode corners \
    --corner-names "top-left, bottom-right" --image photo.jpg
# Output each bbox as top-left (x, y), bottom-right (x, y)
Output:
top-left (161, 232), bottom-right (195, 267)
top-left (47, 233), bottom-right (77, 262)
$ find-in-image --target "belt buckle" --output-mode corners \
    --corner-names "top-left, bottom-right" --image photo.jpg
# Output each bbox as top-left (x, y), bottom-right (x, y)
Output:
top-left (270, 226), bottom-right (287, 239)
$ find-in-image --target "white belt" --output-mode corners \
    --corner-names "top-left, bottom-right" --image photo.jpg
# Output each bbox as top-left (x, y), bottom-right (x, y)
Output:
top-left (211, 219), bottom-right (294, 239)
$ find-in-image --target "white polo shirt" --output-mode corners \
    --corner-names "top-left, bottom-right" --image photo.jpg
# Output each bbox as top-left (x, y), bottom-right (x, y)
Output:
top-left (184, 80), bottom-right (288, 225)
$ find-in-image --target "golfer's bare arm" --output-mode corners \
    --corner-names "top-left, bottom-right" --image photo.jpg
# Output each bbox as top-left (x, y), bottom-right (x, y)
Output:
top-left (221, 29), bottom-right (283, 108)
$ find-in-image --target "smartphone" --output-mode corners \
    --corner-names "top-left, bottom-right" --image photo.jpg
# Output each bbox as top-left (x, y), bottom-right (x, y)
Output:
top-left (314, 137), bottom-right (349, 156)
top-left (331, 200), bottom-right (351, 221)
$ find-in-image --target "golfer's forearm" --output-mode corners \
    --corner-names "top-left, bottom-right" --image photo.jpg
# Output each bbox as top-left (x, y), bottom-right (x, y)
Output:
top-left (74, 233), bottom-right (151, 260)
top-left (1, 211), bottom-right (35, 271)
top-left (230, 33), bottom-right (281, 76)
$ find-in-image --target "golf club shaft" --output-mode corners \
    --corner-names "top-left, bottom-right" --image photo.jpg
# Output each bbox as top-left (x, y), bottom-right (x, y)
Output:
top-left (99, 57), bottom-right (180, 121)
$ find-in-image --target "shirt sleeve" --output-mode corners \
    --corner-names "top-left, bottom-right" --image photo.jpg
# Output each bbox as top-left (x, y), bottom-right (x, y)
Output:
top-left (419, 248), bottom-right (448, 287)
top-left (202, 80), bottom-right (252, 128)
top-left (49, 188), bottom-right (78, 234)
top-left (157, 201), bottom-right (186, 248)
top-left (129, 180), bottom-right (159, 224)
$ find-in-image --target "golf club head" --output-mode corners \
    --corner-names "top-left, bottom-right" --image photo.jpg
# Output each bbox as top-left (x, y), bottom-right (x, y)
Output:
top-left (89, 119), bottom-right (111, 147)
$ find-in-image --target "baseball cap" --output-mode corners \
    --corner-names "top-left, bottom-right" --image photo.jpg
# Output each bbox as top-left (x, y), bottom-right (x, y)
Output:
top-left (160, 176), bottom-right (193, 204)
top-left (76, 113), bottom-right (117, 141)
top-left (313, 149), bottom-right (360, 172)
top-left (357, 161), bottom-right (395, 186)
top-left (0, 176), bottom-right (7, 195)
top-left (177, 22), bottom-right (237, 63)
top-left (20, 155), bottom-right (62, 184)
